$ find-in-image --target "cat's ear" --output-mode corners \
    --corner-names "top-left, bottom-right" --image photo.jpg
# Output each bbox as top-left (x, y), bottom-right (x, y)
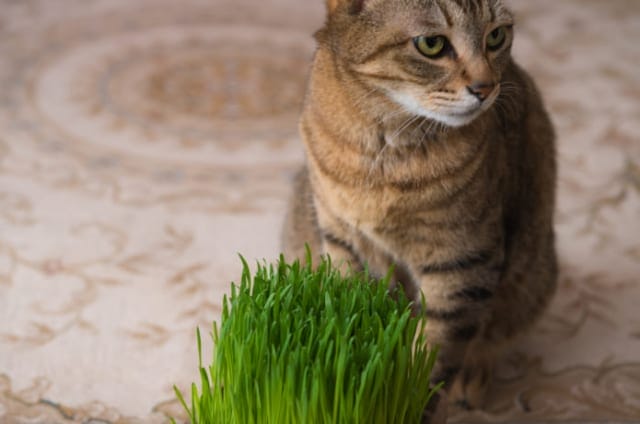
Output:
top-left (326, 0), bottom-right (367, 15)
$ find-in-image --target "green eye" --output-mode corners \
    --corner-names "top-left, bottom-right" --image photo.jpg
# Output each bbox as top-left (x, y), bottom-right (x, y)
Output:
top-left (414, 35), bottom-right (448, 58)
top-left (487, 26), bottom-right (507, 50)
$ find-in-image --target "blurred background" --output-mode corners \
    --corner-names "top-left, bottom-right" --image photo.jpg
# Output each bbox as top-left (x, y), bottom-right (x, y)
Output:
top-left (0, 0), bottom-right (638, 422)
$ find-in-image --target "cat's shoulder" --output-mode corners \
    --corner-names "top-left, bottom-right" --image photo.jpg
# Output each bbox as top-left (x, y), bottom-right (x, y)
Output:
top-left (504, 59), bottom-right (546, 105)
top-left (498, 59), bottom-right (550, 127)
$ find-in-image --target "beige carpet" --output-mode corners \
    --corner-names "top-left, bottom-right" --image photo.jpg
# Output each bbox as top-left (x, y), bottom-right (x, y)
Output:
top-left (0, 0), bottom-right (639, 422)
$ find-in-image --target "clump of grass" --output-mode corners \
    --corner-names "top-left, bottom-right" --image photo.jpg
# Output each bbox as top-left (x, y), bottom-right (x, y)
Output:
top-left (174, 253), bottom-right (441, 424)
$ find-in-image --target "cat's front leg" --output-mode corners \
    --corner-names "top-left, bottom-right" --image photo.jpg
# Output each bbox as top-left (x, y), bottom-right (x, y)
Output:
top-left (313, 198), bottom-right (364, 274)
top-left (409, 250), bottom-right (504, 403)
top-left (321, 229), bottom-right (363, 273)
top-left (449, 346), bottom-right (494, 410)
top-left (318, 216), bottom-right (396, 280)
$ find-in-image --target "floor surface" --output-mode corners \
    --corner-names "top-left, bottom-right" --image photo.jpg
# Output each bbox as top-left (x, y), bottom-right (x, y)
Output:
top-left (1, 0), bottom-right (639, 422)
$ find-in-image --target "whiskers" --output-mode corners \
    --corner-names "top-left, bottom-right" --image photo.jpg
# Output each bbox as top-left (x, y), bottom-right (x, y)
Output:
top-left (492, 81), bottom-right (521, 122)
top-left (366, 111), bottom-right (450, 184)
top-left (418, 117), bottom-right (447, 142)
top-left (366, 141), bottom-right (392, 183)
top-left (349, 86), bottom-right (453, 185)
top-left (386, 113), bottom-right (423, 145)
top-left (365, 110), bottom-right (417, 182)
top-left (350, 86), bottom-right (410, 129)
top-left (350, 86), bottom-right (383, 111)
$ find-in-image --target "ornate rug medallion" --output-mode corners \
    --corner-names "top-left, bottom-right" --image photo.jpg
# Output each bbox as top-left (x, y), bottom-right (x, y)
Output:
top-left (1, 4), bottom-right (315, 212)
top-left (40, 25), bottom-right (312, 164)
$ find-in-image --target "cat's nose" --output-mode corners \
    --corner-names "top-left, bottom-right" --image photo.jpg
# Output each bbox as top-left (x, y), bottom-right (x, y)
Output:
top-left (466, 82), bottom-right (496, 102)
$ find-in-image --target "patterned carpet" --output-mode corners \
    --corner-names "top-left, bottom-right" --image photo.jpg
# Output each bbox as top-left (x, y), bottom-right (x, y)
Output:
top-left (0, 0), bottom-right (639, 422)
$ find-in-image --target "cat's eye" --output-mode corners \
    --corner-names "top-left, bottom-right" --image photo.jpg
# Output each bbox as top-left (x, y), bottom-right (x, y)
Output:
top-left (414, 35), bottom-right (449, 59)
top-left (486, 26), bottom-right (507, 51)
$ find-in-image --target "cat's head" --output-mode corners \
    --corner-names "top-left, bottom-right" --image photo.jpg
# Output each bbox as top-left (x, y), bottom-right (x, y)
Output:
top-left (318, 0), bottom-right (515, 128)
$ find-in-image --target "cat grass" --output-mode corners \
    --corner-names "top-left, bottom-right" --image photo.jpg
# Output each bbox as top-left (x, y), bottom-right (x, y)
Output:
top-left (174, 253), bottom-right (441, 424)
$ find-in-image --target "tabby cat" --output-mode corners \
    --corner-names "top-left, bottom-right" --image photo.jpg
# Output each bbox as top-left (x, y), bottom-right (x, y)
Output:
top-left (282, 0), bottom-right (557, 413)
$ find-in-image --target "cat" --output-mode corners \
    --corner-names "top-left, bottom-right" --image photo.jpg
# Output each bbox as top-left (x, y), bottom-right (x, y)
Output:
top-left (282, 0), bottom-right (557, 415)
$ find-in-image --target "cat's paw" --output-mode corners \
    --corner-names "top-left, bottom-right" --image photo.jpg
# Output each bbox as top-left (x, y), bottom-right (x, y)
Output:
top-left (449, 361), bottom-right (492, 410)
top-left (422, 390), bottom-right (448, 424)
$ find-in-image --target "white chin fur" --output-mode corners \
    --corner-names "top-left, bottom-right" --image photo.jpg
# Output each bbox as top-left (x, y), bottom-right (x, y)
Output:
top-left (388, 91), bottom-right (493, 128)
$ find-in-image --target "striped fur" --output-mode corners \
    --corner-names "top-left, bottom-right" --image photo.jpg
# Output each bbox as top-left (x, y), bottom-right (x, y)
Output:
top-left (282, 0), bottom-right (557, 412)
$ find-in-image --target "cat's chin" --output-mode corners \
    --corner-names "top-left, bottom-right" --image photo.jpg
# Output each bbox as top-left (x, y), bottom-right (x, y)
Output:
top-left (409, 105), bottom-right (486, 128)
top-left (425, 109), bottom-right (484, 128)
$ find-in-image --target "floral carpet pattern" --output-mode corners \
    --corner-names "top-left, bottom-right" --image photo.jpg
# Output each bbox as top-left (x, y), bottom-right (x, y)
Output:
top-left (0, 0), bottom-right (638, 423)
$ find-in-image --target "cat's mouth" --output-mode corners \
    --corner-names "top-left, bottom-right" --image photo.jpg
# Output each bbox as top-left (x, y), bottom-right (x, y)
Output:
top-left (431, 87), bottom-right (500, 127)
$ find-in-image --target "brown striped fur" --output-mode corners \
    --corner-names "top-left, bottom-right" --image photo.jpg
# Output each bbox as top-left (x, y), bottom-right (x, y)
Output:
top-left (282, 0), bottom-right (557, 414)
